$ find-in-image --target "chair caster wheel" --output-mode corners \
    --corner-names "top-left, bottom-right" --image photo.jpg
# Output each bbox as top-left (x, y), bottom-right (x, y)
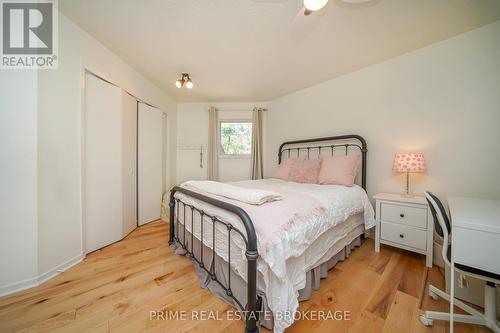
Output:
top-left (429, 290), bottom-right (439, 301)
top-left (419, 314), bottom-right (433, 327)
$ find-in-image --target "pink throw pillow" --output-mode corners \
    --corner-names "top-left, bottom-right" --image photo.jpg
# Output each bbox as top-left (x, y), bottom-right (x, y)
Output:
top-left (318, 155), bottom-right (359, 186)
top-left (288, 159), bottom-right (322, 184)
top-left (274, 158), bottom-right (299, 180)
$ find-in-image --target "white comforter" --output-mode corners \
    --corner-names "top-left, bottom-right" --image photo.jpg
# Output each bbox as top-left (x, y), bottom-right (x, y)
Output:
top-left (174, 179), bottom-right (375, 332)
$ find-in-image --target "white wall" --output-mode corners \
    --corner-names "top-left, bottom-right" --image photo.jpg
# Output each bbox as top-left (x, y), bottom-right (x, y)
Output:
top-left (36, 13), bottom-right (177, 281)
top-left (3, 11), bottom-right (498, 296)
top-left (265, 21), bottom-right (500, 201)
top-left (0, 71), bottom-right (39, 294)
top-left (176, 103), bottom-right (266, 184)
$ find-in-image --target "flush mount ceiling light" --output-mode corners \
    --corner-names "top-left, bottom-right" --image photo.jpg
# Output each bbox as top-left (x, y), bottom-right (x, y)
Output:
top-left (175, 73), bottom-right (194, 89)
top-left (303, 0), bottom-right (329, 15)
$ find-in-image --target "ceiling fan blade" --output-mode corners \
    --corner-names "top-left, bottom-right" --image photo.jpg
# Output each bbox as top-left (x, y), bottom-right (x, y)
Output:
top-left (250, 0), bottom-right (295, 3)
top-left (291, 4), bottom-right (325, 42)
top-left (251, 0), bottom-right (327, 42)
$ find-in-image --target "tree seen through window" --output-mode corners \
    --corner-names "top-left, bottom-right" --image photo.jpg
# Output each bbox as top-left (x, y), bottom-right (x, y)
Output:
top-left (220, 122), bottom-right (252, 155)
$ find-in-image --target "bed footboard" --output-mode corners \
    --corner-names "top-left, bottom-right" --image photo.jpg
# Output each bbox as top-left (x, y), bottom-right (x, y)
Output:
top-left (169, 186), bottom-right (260, 333)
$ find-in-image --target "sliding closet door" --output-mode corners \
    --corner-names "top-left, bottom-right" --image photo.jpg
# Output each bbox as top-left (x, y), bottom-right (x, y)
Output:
top-left (122, 92), bottom-right (137, 235)
top-left (84, 74), bottom-right (123, 253)
top-left (138, 103), bottom-right (164, 225)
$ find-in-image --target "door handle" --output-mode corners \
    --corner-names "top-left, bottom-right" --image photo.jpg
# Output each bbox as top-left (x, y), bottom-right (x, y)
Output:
top-left (200, 146), bottom-right (203, 168)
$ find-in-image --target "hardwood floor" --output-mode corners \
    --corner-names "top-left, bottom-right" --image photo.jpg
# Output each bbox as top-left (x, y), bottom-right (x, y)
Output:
top-left (0, 221), bottom-right (491, 333)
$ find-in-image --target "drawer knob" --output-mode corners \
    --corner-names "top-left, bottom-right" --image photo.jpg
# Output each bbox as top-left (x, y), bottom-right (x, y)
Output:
top-left (399, 213), bottom-right (405, 218)
top-left (399, 234), bottom-right (405, 238)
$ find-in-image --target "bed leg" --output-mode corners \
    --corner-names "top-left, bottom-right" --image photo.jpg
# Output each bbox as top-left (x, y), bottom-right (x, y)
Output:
top-left (245, 249), bottom-right (260, 333)
top-left (168, 191), bottom-right (175, 246)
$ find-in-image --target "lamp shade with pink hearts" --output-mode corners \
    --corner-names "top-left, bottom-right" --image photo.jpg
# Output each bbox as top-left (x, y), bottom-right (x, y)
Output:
top-left (392, 153), bottom-right (426, 196)
top-left (392, 153), bottom-right (427, 173)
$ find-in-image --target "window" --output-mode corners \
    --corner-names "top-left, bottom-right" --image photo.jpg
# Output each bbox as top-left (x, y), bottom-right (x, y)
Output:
top-left (219, 121), bottom-right (252, 157)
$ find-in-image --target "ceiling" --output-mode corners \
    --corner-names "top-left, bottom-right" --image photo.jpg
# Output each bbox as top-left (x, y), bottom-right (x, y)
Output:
top-left (60, 0), bottom-right (500, 102)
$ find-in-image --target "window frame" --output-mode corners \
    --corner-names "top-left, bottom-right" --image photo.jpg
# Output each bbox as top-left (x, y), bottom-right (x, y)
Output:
top-left (218, 119), bottom-right (253, 159)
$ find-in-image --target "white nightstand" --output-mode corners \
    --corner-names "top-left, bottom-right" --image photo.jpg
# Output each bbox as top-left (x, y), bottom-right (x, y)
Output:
top-left (374, 193), bottom-right (433, 267)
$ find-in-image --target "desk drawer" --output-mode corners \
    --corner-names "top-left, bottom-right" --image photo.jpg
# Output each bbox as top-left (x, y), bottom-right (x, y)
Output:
top-left (453, 227), bottom-right (500, 275)
top-left (381, 202), bottom-right (427, 229)
top-left (381, 221), bottom-right (427, 251)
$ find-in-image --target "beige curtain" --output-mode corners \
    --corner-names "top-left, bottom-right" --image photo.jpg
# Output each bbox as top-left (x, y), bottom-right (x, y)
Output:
top-left (251, 107), bottom-right (264, 180)
top-left (207, 106), bottom-right (218, 180)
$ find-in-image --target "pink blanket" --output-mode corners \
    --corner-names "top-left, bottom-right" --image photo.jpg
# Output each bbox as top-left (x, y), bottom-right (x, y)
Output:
top-left (182, 181), bottom-right (327, 259)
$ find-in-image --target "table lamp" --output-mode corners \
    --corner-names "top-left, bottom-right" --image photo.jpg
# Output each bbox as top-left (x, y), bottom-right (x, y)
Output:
top-left (392, 153), bottom-right (426, 197)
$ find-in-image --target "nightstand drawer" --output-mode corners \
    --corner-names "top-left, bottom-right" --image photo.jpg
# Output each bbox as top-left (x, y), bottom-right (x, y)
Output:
top-left (381, 202), bottom-right (427, 229)
top-left (381, 221), bottom-right (427, 251)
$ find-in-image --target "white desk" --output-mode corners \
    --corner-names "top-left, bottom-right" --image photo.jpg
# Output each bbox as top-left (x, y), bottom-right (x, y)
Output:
top-left (448, 197), bottom-right (500, 333)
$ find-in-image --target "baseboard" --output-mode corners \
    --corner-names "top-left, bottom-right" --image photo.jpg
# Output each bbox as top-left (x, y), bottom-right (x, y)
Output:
top-left (0, 276), bottom-right (39, 297)
top-left (0, 253), bottom-right (84, 297)
top-left (37, 254), bottom-right (84, 286)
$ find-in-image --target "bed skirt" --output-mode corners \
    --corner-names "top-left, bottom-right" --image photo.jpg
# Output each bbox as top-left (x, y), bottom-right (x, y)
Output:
top-left (171, 229), bottom-right (362, 330)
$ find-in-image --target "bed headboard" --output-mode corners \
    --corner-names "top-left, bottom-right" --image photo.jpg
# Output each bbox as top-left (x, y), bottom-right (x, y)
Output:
top-left (278, 134), bottom-right (368, 190)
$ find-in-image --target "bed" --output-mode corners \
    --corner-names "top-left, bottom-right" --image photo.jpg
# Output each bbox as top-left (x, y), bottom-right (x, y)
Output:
top-left (169, 135), bottom-right (375, 333)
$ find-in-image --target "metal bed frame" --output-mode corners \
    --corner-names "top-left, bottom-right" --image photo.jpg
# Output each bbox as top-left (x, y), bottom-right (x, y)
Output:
top-left (169, 134), bottom-right (367, 333)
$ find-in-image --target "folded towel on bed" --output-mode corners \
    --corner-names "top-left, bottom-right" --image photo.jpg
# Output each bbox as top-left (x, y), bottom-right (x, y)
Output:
top-left (181, 180), bottom-right (282, 205)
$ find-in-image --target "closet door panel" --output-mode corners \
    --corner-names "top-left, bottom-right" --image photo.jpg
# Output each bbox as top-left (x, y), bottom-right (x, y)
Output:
top-left (84, 74), bottom-right (123, 253)
top-left (122, 92), bottom-right (137, 235)
top-left (138, 103), bottom-right (163, 225)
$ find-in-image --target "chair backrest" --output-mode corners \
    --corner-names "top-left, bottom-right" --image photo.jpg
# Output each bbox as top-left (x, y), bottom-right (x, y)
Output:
top-left (425, 191), bottom-right (451, 266)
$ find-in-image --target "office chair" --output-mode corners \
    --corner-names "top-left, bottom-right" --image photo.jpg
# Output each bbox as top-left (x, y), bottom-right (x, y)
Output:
top-left (420, 191), bottom-right (500, 332)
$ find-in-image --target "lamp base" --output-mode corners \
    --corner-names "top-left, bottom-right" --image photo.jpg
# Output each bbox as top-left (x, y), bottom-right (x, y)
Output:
top-left (401, 172), bottom-right (413, 198)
